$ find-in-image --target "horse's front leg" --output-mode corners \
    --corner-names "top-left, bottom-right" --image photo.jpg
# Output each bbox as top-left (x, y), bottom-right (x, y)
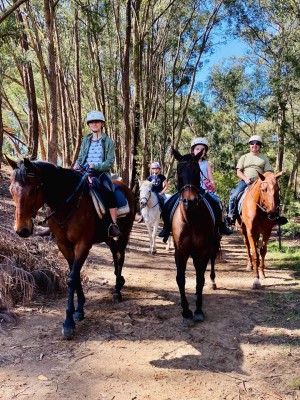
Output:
top-left (247, 232), bottom-right (261, 289)
top-left (61, 242), bottom-right (90, 339)
top-left (193, 253), bottom-right (210, 322)
top-left (56, 241), bottom-right (86, 324)
top-left (259, 228), bottom-right (272, 278)
top-left (151, 220), bottom-right (159, 254)
top-left (175, 250), bottom-right (193, 325)
top-left (241, 225), bottom-right (253, 271)
top-left (144, 218), bottom-right (154, 254)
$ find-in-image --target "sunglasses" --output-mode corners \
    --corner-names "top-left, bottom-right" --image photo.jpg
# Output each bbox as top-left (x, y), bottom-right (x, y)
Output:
top-left (249, 141), bottom-right (261, 146)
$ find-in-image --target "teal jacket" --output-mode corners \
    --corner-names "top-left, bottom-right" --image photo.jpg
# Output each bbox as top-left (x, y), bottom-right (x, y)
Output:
top-left (76, 132), bottom-right (115, 173)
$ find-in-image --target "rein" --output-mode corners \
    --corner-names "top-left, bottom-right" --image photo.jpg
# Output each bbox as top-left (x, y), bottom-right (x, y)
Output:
top-left (140, 189), bottom-right (159, 209)
top-left (247, 180), bottom-right (279, 219)
top-left (38, 171), bottom-right (89, 225)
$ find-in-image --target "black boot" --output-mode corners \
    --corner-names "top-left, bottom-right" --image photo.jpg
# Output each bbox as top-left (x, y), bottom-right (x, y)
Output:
top-left (276, 216), bottom-right (288, 226)
top-left (158, 226), bottom-right (170, 243)
top-left (219, 221), bottom-right (234, 235)
top-left (108, 223), bottom-right (121, 238)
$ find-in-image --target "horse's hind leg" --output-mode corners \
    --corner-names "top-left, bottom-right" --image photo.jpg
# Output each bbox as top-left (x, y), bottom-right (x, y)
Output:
top-left (175, 250), bottom-right (194, 325)
top-left (107, 238), bottom-right (126, 302)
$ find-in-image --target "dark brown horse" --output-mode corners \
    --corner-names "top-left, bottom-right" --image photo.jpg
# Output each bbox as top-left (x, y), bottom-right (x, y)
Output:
top-left (7, 157), bottom-right (135, 339)
top-left (172, 149), bottom-right (220, 326)
top-left (236, 171), bottom-right (283, 289)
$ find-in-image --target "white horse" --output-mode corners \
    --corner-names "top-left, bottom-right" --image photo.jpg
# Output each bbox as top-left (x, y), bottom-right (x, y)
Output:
top-left (139, 180), bottom-right (172, 254)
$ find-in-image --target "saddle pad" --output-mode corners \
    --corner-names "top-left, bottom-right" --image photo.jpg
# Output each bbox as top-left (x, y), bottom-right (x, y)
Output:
top-left (237, 188), bottom-right (249, 215)
top-left (90, 184), bottom-right (130, 219)
top-left (169, 195), bottom-right (216, 225)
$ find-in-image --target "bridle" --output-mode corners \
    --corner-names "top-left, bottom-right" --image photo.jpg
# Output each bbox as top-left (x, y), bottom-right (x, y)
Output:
top-left (139, 187), bottom-right (159, 209)
top-left (22, 169), bottom-right (88, 226)
top-left (248, 179), bottom-right (280, 219)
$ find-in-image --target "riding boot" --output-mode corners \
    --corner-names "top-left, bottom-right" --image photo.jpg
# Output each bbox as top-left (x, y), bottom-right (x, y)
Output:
top-left (275, 216), bottom-right (288, 226)
top-left (219, 221), bottom-right (234, 235)
top-left (158, 225), bottom-right (170, 243)
top-left (108, 223), bottom-right (121, 238)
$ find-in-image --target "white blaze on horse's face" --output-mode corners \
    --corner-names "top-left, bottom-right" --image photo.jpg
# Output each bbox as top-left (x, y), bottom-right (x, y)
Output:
top-left (139, 181), bottom-right (153, 209)
top-left (10, 180), bottom-right (35, 237)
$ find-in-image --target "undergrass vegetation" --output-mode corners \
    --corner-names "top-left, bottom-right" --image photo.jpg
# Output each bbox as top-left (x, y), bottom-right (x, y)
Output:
top-left (266, 240), bottom-right (300, 273)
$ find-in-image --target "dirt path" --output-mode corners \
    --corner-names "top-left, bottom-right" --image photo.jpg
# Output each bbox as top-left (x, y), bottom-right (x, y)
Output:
top-left (1, 222), bottom-right (300, 400)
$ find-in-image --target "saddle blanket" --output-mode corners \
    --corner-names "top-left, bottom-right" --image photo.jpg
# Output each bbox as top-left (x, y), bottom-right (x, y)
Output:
top-left (167, 192), bottom-right (216, 226)
top-left (90, 183), bottom-right (130, 219)
top-left (237, 187), bottom-right (249, 215)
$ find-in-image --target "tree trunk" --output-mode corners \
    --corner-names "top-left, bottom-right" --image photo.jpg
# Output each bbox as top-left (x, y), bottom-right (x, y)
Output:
top-left (44, 0), bottom-right (58, 164)
top-left (71, 10), bottom-right (82, 166)
top-left (119, 0), bottom-right (132, 185)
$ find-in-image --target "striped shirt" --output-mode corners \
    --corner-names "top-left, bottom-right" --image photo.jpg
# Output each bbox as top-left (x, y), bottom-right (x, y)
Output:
top-left (86, 139), bottom-right (103, 165)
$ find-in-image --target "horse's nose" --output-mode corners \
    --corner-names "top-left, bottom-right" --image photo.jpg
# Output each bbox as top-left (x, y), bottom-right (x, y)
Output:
top-left (140, 202), bottom-right (146, 209)
top-left (16, 228), bottom-right (32, 238)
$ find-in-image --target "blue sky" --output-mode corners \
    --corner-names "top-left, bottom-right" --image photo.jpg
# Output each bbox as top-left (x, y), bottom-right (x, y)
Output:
top-left (199, 38), bottom-right (248, 81)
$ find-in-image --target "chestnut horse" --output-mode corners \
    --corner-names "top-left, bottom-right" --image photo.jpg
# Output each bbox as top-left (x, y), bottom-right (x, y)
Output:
top-left (7, 158), bottom-right (135, 339)
top-left (236, 171), bottom-right (283, 289)
top-left (172, 149), bottom-right (220, 326)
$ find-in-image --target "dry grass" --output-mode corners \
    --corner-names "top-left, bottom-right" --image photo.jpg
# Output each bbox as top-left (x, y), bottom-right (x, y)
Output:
top-left (0, 228), bottom-right (67, 308)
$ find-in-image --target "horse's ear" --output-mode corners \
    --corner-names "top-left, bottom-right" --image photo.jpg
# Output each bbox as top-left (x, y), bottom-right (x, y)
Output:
top-left (23, 158), bottom-right (35, 173)
top-left (172, 148), bottom-right (183, 161)
top-left (4, 155), bottom-right (18, 170)
top-left (275, 171), bottom-right (284, 179)
top-left (194, 149), bottom-right (204, 161)
top-left (258, 171), bottom-right (265, 181)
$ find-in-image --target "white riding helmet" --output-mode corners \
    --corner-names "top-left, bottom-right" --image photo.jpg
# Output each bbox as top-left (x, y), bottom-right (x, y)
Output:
top-left (248, 135), bottom-right (262, 144)
top-left (151, 162), bottom-right (161, 169)
top-left (191, 137), bottom-right (209, 149)
top-left (86, 110), bottom-right (105, 124)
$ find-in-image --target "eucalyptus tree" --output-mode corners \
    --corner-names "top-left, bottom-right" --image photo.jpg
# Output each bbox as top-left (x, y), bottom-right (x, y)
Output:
top-left (226, 0), bottom-right (300, 173)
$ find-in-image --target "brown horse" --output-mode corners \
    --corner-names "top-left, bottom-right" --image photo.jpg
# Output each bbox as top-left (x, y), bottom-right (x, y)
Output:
top-left (7, 157), bottom-right (135, 339)
top-left (236, 171), bottom-right (283, 289)
top-left (172, 149), bottom-right (220, 326)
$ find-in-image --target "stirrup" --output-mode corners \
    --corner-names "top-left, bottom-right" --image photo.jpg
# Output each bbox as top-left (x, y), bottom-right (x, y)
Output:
top-left (108, 223), bottom-right (121, 238)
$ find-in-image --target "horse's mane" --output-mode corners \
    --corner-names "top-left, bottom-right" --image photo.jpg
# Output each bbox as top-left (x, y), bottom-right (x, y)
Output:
top-left (13, 161), bottom-right (84, 200)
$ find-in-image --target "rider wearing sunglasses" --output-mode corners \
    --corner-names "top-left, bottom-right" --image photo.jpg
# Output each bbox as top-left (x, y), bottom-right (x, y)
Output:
top-left (227, 135), bottom-right (287, 225)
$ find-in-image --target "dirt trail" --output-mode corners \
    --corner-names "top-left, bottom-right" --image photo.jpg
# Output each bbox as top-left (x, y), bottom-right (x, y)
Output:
top-left (1, 222), bottom-right (300, 400)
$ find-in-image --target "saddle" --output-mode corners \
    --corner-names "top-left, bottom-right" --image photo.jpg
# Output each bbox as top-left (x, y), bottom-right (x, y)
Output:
top-left (90, 183), bottom-right (130, 219)
top-left (161, 189), bottom-right (218, 227)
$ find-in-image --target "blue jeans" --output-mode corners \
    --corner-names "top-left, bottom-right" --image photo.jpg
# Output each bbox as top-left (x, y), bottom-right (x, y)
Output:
top-left (228, 180), bottom-right (248, 217)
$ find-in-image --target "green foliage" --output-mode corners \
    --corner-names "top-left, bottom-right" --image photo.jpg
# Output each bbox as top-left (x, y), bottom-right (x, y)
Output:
top-left (280, 221), bottom-right (300, 239)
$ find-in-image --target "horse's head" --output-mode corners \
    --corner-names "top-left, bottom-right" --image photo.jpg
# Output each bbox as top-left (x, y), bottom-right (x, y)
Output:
top-left (7, 156), bottom-right (45, 238)
top-left (173, 148), bottom-right (203, 210)
top-left (139, 180), bottom-right (153, 209)
top-left (257, 171), bottom-right (283, 219)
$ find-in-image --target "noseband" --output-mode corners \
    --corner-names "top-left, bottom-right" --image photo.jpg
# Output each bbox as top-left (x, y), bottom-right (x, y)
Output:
top-left (140, 188), bottom-right (159, 209)
top-left (179, 184), bottom-right (205, 209)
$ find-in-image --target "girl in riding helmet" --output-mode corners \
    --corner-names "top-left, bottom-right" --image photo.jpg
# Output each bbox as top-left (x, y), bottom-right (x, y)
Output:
top-left (191, 137), bottom-right (233, 235)
top-left (148, 161), bottom-right (169, 202)
top-left (137, 161), bottom-right (169, 223)
top-left (74, 110), bottom-right (121, 238)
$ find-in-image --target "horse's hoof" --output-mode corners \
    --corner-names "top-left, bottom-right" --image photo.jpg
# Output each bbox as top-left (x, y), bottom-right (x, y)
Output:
top-left (74, 311), bottom-right (84, 321)
top-left (112, 292), bottom-right (122, 303)
top-left (182, 317), bottom-right (195, 327)
top-left (193, 312), bottom-right (205, 323)
top-left (252, 278), bottom-right (261, 289)
top-left (62, 323), bottom-right (75, 339)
